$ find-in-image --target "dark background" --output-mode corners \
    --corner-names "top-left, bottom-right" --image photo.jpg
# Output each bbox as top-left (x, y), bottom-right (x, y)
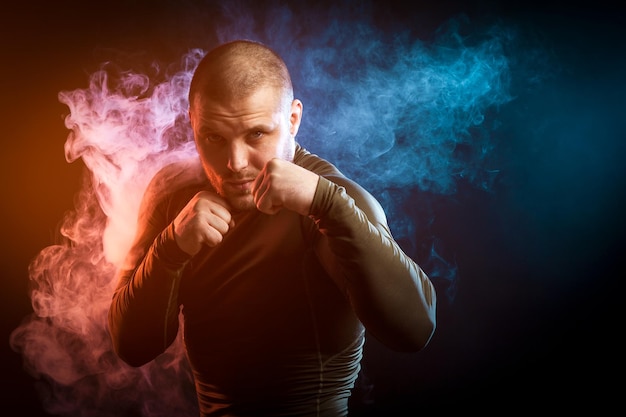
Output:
top-left (2, 0), bottom-right (624, 415)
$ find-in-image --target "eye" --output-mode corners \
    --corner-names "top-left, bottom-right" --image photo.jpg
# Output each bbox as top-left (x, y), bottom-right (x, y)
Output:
top-left (204, 134), bottom-right (224, 143)
top-left (249, 130), bottom-right (264, 140)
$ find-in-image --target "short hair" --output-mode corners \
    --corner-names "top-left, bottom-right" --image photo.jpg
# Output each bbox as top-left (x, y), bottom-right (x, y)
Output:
top-left (188, 40), bottom-right (293, 110)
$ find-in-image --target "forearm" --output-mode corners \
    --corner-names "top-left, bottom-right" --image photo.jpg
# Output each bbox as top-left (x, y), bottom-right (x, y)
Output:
top-left (108, 224), bottom-right (191, 366)
top-left (310, 177), bottom-right (436, 352)
top-left (342, 226), bottom-right (436, 352)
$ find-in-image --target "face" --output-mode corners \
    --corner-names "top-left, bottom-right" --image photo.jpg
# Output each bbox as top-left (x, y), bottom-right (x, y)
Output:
top-left (190, 86), bottom-right (302, 212)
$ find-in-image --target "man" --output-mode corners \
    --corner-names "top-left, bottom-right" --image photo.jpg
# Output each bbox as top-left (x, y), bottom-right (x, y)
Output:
top-left (108, 39), bottom-right (436, 417)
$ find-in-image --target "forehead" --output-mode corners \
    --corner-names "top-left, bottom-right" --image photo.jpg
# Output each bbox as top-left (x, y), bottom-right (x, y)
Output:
top-left (191, 86), bottom-right (287, 130)
top-left (192, 85), bottom-right (285, 116)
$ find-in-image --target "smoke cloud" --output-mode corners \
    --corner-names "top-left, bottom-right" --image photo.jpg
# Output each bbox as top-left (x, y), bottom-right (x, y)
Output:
top-left (10, 2), bottom-right (548, 416)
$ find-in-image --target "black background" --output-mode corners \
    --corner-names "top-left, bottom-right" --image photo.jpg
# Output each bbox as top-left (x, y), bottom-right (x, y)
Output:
top-left (2, 1), bottom-right (624, 415)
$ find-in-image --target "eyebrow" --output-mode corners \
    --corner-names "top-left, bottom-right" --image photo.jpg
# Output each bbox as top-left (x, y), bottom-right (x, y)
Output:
top-left (197, 120), bottom-right (277, 137)
top-left (246, 122), bottom-right (276, 132)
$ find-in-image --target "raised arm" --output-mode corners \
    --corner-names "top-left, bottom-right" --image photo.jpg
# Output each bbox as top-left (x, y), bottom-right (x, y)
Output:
top-left (108, 161), bottom-right (203, 367)
top-left (250, 151), bottom-right (436, 352)
top-left (310, 176), bottom-right (436, 351)
top-left (108, 224), bottom-right (189, 366)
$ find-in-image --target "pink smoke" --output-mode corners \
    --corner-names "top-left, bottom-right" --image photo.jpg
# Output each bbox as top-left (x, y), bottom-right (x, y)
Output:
top-left (10, 49), bottom-right (206, 417)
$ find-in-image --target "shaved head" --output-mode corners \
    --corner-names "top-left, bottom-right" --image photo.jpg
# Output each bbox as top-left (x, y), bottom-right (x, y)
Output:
top-left (188, 40), bottom-right (294, 111)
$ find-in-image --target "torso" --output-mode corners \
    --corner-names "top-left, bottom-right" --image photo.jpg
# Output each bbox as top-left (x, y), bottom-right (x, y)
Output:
top-left (159, 148), bottom-right (365, 416)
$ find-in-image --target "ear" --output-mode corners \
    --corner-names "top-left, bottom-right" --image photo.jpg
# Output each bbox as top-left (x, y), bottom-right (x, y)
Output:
top-left (289, 99), bottom-right (303, 137)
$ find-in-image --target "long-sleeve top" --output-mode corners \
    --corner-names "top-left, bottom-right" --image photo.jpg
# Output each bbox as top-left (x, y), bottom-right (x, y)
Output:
top-left (108, 144), bottom-right (436, 417)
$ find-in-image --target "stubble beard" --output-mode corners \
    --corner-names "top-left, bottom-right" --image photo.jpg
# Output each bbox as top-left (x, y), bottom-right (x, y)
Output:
top-left (207, 172), bottom-right (257, 213)
top-left (225, 191), bottom-right (256, 212)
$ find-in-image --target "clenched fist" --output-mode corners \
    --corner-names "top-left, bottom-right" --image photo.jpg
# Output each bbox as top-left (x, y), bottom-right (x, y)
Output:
top-left (252, 158), bottom-right (320, 216)
top-left (173, 191), bottom-right (234, 255)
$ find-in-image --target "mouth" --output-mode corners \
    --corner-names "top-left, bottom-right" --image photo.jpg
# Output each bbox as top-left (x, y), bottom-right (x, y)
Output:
top-left (224, 179), bottom-right (254, 194)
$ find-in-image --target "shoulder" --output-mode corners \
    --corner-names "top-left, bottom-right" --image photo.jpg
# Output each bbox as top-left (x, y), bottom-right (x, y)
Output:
top-left (151, 157), bottom-right (206, 187)
top-left (293, 143), bottom-right (344, 178)
top-left (295, 143), bottom-right (387, 225)
top-left (141, 156), bottom-right (208, 211)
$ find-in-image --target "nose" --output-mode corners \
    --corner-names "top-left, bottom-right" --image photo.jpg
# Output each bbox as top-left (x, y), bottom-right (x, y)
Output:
top-left (227, 141), bottom-right (248, 173)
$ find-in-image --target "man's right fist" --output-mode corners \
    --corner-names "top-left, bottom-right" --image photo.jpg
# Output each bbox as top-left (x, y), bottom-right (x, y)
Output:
top-left (173, 191), bottom-right (234, 255)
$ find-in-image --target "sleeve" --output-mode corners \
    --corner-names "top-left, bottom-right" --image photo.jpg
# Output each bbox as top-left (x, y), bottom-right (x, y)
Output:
top-left (107, 182), bottom-right (194, 367)
top-left (309, 176), bottom-right (437, 352)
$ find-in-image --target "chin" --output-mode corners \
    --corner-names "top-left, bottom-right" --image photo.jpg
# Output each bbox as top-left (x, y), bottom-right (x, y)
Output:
top-left (227, 194), bottom-right (257, 212)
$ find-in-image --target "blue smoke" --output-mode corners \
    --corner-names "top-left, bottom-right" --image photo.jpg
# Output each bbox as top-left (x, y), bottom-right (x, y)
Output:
top-left (294, 17), bottom-right (514, 195)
